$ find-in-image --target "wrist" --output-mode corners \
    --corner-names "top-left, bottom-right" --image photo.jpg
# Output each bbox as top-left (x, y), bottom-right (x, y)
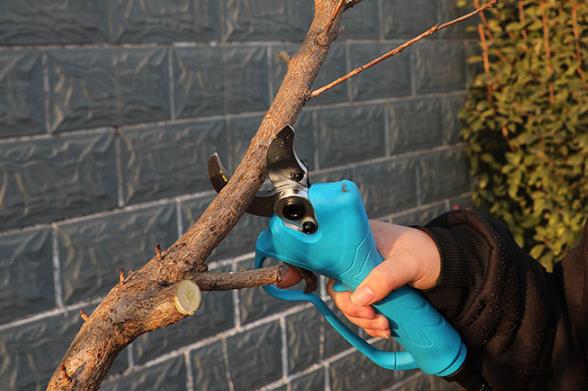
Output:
top-left (410, 228), bottom-right (442, 290)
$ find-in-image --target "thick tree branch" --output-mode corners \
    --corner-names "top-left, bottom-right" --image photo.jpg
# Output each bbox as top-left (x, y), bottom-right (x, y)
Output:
top-left (309, 0), bottom-right (497, 99)
top-left (47, 1), bottom-right (343, 390)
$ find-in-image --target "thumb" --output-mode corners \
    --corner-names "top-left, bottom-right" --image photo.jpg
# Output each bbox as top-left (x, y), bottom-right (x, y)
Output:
top-left (350, 256), bottom-right (416, 306)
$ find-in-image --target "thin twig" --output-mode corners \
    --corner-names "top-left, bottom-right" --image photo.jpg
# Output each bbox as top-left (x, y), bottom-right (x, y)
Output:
top-left (518, 1), bottom-right (528, 41)
top-left (571, 2), bottom-right (586, 84)
top-left (473, 0), bottom-right (495, 41)
top-left (477, 24), bottom-right (493, 104)
top-left (309, 0), bottom-right (497, 99)
top-left (540, 0), bottom-right (555, 104)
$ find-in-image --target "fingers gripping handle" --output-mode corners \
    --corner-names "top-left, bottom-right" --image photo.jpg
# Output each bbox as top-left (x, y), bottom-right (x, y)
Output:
top-left (331, 242), bottom-right (467, 377)
top-left (255, 253), bottom-right (417, 371)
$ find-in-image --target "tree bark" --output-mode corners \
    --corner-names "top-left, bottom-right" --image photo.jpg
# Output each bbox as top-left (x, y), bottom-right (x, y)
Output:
top-left (47, 1), bottom-right (342, 390)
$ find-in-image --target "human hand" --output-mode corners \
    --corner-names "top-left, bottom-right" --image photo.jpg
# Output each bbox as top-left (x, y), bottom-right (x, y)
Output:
top-left (278, 220), bottom-right (441, 338)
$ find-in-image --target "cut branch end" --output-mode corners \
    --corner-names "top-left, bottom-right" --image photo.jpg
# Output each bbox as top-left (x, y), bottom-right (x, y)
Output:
top-left (174, 280), bottom-right (202, 315)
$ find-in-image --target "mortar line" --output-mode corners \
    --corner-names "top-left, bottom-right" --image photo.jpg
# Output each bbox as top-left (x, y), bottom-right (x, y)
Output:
top-left (231, 259), bottom-right (242, 331)
top-left (41, 51), bottom-right (51, 133)
top-left (0, 296), bottom-right (102, 331)
top-left (175, 199), bottom-right (184, 237)
top-left (324, 362), bottom-right (331, 391)
top-left (0, 90), bottom-right (469, 146)
top-left (168, 48), bottom-right (176, 122)
top-left (266, 45), bottom-right (275, 102)
top-left (114, 132), bottom-right (125, 208)
top-left (51, 225), bottom-right (64, 309)
top-left (221, 338), bottom-right (236, 391)
top-left (184, 350), bottom-right (194, 391)
top-left (126, 344), bottom-right (135, 370)
top-left (280, 316), bottom-right (289, 382)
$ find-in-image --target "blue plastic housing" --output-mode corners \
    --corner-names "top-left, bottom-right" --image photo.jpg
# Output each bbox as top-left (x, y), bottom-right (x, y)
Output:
top-left (255, 180), bottom-right (466, 376)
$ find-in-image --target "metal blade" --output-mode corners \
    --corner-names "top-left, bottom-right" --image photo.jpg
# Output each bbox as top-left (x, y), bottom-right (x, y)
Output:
top-left (266, 125), bottom-right (310, 187)
top-left (207, 153), bottom-right (277, 217)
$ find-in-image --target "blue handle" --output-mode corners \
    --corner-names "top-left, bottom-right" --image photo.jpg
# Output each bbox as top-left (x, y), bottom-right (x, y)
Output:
top-left (256, 253), bottom-right (417, 371)
top-left (254, 180), bottom-right (466, 376)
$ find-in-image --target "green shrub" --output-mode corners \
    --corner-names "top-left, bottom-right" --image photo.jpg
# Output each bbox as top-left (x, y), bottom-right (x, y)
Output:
top-left (460, 0), bottom-right (588, 268)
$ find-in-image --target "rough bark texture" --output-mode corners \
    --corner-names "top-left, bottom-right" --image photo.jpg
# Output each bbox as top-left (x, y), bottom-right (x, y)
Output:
top-left (47, 1), bottom-right (341, 390)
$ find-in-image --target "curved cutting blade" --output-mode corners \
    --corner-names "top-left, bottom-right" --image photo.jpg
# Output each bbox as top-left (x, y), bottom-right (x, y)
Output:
top-left (266, 125), bottom-right (309, 187)
top-left (207, 153), bottom-right (277, 217)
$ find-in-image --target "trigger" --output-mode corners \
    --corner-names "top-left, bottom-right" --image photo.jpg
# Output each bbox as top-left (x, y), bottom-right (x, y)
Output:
top-left (333, 281), bottom-right (352, 293)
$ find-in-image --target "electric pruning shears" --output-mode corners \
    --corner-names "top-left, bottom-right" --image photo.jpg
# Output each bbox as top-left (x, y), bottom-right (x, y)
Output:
top-left (208, 125), bottom-right (466, 376)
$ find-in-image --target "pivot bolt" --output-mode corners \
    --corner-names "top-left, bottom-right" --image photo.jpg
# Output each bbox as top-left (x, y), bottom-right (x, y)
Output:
top-left (302, 221), bottom-right (317, 234)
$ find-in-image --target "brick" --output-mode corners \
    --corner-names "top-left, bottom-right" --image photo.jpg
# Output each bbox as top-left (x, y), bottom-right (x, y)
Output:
top-left (391, 202), bottom-right (448, 226)
top-left (57, 204), bottom-right (177, 304)
top-left (328, 344), bottom-right (396, 391)
top-left (102, 356), bottom-right (185, 391)
top-left (0, 131), bottom-right (117, 230)
top-left (291, 368), bottom-right (325, 391)
top-left (313, 104), bottom-right (386, 169)
top-left (441, 94), bottom-right (466, 145)
top-left (47, 48), bottom-right (170, 132)
top-left (181, 195), bottom-right (267, 261)
top-left (382, 0), bottom-right (438, 39)
top-left (235, 258), bottom-right (290, 325)
top-left (322, 300), bottom-right (359, 359)
top-left (223, 47), bottom-right (270, 114)
top-left (133, 266), bottom-right (233, 365)
top-left (108, 0), bottom-right (220, 43)
top-left (399, 374), bottom-right (462, 390)
top-left (172, 46), bottom-right (269, 119)
top-left (0, 228), bottom-right (54, 324)
top-left (386, 98), bottom-right (443, 155)
top-left (414, 41), bottom-right (466, 94)
top-left (115, 48), bottom-right (171, 124)
top-left (190, 340), bottom-right (231, 391)
top-left (348, 43), bottom-right (412, 101)
top-left (0, 311), bottom-right (124, 390)
top-left (120, 119), bottom-right (227, 205)
top-left (226, 321), bottom-right (282, 391)
top-left (339, 0), bottom-right (380, 39)
top-left (286, 307), bottom-right (322, 374)
top-left (222, 0), bottom-right (312, 42)
top-left (271, 42), bottom-right (347, 106)
top-left (0, 51), bottom-right (45, 137)
top-left (419, 149), bottom-right (470, 204)
top-left (172, 47), bottom-right (223, 119)
top-left (354, 158), bottom-right (418, 218)
top-left (0, 1), bottom-right (108, 45)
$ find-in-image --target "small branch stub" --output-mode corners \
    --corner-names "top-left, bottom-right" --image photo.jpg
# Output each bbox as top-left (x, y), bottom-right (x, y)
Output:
top-left (80, 309), bottom-right (90, 322)
top-left (278, 51), bottom-right (291, 65)
top-left (174, 280), bottom-right (202, 315)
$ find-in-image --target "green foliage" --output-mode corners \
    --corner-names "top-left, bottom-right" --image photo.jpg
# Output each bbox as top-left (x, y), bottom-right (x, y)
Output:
top-left (460, 0), bottom-right (588, 268)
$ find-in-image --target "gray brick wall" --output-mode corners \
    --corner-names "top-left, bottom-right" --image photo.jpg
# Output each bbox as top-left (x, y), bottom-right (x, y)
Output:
top-left (0, 1), bottom-right (475, 390)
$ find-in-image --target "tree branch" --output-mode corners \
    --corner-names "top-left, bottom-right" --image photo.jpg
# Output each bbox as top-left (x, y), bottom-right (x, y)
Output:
top-left (192, 266), bottom-right (284, 291)
top-left (309, 0), bottom-right (497, 99)
top-left (47, 1), bottom-right (343, 390)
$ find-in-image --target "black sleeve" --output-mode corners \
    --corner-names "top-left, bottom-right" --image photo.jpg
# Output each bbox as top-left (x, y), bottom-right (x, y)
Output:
top-left (415, 210), bottom-right (588, 391)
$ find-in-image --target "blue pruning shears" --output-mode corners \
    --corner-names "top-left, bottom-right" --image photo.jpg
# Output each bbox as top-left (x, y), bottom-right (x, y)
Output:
top-left (208, 125), bottom-right (466, 376)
